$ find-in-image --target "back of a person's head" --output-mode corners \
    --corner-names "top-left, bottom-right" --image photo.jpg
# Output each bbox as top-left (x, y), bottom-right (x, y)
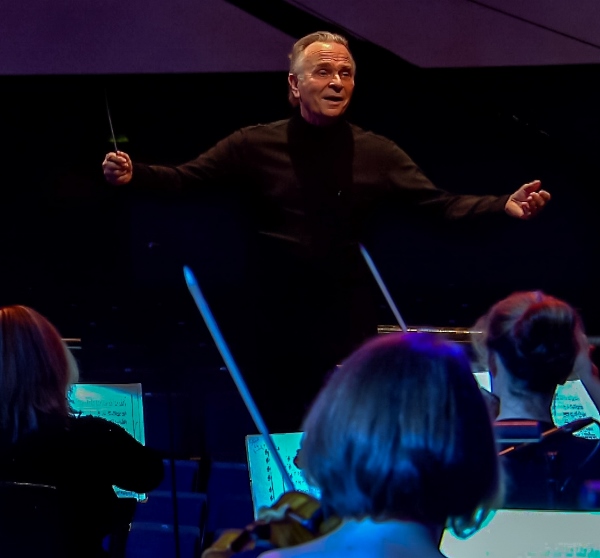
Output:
top-left (299, 332), bottom-right (500, 531)
top-left (474, 291), bottom-right (582, 394)
top-left (0, 305), bottom-right (77, 443)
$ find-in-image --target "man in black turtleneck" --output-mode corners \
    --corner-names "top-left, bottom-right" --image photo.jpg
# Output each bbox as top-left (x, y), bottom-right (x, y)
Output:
top-left (102, 32), bottom-right (550, 435)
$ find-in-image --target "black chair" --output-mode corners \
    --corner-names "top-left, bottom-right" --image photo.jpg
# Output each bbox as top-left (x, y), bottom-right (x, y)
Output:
top-left (0, 481), bottom-right (67, 558)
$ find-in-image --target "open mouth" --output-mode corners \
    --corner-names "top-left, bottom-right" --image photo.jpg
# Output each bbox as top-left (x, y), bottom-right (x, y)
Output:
top-left (323, 96), bottom-right (344, 103)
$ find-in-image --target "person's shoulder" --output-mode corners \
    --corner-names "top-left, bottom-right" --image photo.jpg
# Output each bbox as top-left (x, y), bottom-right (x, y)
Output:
top-left (224, 119), bottom-right (291, 157)
top-left (215, 119), bottom-right (289, 154)
top-left (68, 415), bottom-right (125, 436)
top-left (67, 415), bottom-right (147, 455)
top-left (259, 547), bottom-right (379, 558)
top-left (238, 118), bottom-right (290, 137)
top-left (69, 414), bottom-right (110, 427)
top-left (347, 122), bottom-right (406, 153)
top-left (566, 432), bottom-right (600, 453)
top-left (258, 543), bottom-right (323, 557)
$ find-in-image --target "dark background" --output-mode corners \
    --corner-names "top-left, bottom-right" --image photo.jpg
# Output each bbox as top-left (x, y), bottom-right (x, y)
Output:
top-left (1, 49), bottom-right (599, 460)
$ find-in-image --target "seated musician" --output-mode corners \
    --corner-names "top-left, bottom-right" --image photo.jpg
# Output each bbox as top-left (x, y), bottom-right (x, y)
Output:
top-left (261, 332), bottom-right (501, 558)
top-left (0, 305), bottom-right (164, 558)
top-left (472, 291), bottom-right (600, 509)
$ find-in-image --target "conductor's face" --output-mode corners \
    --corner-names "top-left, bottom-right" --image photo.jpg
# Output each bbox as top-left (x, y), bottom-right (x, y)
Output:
top-left (288, 41), bottom-right (355, 126)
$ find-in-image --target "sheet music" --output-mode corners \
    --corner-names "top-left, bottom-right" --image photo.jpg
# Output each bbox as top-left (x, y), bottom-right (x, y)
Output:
top-left (474, 373), bottom-right (600, 439)
top-left (246, 379), bottom-right (600, 519)
top-left (441, 509), bottom-right (600, 557)
top-left (246, 433), bottom-right (320, 518)
top-left (68, 383), bottom-right (147, 500)
top-left (552, 380), bottom-right (600, 439)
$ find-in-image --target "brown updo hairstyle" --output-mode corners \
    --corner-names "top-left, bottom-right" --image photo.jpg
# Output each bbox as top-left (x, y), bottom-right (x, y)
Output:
top-left (0, 305), bottom-right (78, 443)
top-left (473, 291), bottom-right (583, 394)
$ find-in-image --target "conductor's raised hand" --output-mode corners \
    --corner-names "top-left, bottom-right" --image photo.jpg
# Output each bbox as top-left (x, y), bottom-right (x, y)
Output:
top-left (103, 151), bottom-right (133, 185)
top-left (504, 180), bottom-right (551, 220)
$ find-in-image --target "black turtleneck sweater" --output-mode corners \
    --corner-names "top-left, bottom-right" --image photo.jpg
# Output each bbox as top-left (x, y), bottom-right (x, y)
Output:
top-left (131, 115), bottom-right (509, 429)
top-left (133, 114), bottom-right (508, 259)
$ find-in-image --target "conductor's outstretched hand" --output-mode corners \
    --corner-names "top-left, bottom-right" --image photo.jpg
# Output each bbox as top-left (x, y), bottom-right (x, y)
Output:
top-left (504, 180), bottom-right (551, 220)
top-left (103, 151), bottom-right (133, 185)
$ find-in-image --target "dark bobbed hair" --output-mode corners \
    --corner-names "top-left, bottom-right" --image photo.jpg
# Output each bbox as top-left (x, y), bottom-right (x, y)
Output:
top-left (0, 305), bottom-right (78, 443)
top-left (473, 291), bottom-right (582, 394)
top-left (300, 333), bottom-right (500, 531)
top-left (287, 31), bottom-right (355, 107)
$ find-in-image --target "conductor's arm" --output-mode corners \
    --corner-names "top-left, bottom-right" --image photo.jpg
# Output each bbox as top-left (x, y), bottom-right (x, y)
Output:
top-left (103, 151), bottom-right (133, 185)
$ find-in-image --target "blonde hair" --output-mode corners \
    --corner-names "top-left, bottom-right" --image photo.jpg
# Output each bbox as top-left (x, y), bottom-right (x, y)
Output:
top-left (0, 305), bottom-right (78, 443)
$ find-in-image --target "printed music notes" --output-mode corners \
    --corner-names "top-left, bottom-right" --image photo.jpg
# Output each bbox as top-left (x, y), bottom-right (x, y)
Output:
top-left (246, 432), bottom-right (320, 518)
top-left (552, 380), bottom-right (600, 439)
top-left (68, 383), bottom-right (147, 500)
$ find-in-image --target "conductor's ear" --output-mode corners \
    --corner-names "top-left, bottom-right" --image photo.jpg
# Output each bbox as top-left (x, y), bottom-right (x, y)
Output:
top-left (288, 73), bottom-right (300, 100)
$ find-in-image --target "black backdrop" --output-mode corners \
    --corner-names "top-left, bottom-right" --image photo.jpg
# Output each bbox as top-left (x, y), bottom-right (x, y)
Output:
top-left (1, 63), bottom-right (598, 458)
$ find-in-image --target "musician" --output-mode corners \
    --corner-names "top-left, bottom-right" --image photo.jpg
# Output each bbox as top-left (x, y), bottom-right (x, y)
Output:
top-left (102, 31), bottom-right (550, 435)
top-left (0, 306), bottom-right (164, 557)
top-left (259, 333), bottom-right (500, 557)
top-left (472, 291), bottom-right (600, 509)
